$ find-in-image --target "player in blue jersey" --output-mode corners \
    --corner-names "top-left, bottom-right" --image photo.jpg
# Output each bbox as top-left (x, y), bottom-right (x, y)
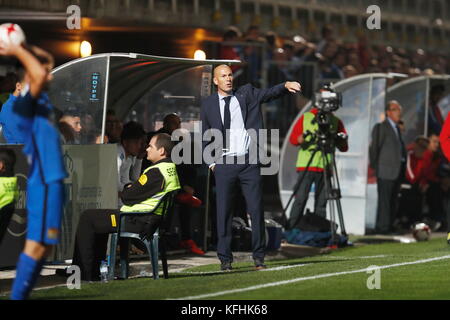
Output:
top-left (0, 42), bottom-right (67, 300)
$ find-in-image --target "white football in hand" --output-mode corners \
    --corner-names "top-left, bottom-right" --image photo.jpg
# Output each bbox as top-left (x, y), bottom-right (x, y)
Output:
top-left (0, 23), bottom-right (26, 47)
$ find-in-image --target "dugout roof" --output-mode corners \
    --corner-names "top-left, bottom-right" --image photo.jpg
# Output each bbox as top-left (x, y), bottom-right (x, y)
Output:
top-left (49, 53), bottom-right (241, 142)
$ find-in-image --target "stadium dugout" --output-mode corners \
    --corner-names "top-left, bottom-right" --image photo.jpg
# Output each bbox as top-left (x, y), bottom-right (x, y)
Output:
top-left (0, 54), bottom-right (240, 267)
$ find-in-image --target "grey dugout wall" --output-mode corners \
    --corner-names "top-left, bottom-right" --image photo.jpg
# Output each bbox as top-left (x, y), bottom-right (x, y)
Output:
top-left (0, 144), bottom-right (118, 268)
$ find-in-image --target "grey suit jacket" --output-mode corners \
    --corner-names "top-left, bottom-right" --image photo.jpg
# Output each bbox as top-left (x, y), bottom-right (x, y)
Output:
top-left (369, 120), bottom-right (405, 180)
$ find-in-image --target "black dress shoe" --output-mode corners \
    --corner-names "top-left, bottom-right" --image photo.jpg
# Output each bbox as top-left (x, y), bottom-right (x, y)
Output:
top-left (220, 261), bottom-right (232, 271)
top-left (254, 259), bottom-right (267, 270)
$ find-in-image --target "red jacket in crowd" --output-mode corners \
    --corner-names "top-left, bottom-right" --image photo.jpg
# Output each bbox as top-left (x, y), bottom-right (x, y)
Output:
top-left (422, 149), bottom-right (441, 184)
top-left (405, 148), bottom-right (429, 186)
top-left (440, 112), bottom-right (450, 161)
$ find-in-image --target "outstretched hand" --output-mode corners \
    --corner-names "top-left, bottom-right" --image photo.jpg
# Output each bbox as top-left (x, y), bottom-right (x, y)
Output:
top-left (285, 81), bottom-right (302, 93)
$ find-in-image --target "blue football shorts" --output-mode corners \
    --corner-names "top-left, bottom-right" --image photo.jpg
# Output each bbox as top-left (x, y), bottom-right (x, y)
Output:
top-left (26, 180), bottom-right (64, 245)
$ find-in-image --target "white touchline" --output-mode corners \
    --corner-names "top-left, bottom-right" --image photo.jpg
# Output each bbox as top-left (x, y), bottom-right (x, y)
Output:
top-left (176, 263), bottom-right (308, 275)
top-left (170, 254), bottom-right (450, 300)
top-left (175, 255), bottom-right (388, 276)
top-left (260, 264), bottom-right (307, 272)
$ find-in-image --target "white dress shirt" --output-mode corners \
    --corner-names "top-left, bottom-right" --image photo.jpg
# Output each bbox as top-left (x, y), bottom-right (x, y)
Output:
top-left (218, 93), bottom-right (250, 157)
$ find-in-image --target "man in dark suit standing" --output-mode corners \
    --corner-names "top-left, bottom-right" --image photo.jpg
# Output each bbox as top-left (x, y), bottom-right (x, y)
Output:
top-left (369, 101), bottom-right (406, 234)
top-left (201, 64), bottom-right (301, 271)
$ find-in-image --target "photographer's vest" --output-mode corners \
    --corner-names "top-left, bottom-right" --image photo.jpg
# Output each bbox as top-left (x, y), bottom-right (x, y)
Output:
top-left (120, 162), bottom-right (180, 215)
top-left (296, 111), bottom-right (339, 170)
top-left (0, 177), bottom-right (18, 210)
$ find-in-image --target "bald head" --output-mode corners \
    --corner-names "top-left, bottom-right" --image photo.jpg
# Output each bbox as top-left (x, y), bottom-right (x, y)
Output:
top-left (213, 65), bottom-right (234, 95)
top-left (214, 64), bottom-right (232, 77)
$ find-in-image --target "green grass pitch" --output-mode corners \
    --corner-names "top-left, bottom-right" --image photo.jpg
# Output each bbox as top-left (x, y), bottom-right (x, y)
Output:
top-left (9, 236), bottom-right (450, 300)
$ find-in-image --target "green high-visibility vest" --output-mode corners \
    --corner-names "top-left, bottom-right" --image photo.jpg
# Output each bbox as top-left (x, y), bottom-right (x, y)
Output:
top-left (0, 177), bottom-right (18, 210)
top-left (296, 111), bottom-right (339, 169)
top-left (120, 162), bottom-right (181, 215)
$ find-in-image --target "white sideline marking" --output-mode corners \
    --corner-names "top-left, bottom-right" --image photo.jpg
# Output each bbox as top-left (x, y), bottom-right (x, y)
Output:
top-left (260, 264), bottom-right (307, 272)
top-left (175, 255), bottom-right (388, 275)
top-left (170, 254), bottom-right (450, 300)
top-left (322, 255), bottom-right (388, 260)
top-left (177, 263), bottom-right (307, 275)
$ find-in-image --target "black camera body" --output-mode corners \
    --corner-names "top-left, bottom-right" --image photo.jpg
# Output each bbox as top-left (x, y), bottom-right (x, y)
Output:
top-left (309, 84), bottom-right (344, 153)
top-left (314, 84), bottom-right (342, 114)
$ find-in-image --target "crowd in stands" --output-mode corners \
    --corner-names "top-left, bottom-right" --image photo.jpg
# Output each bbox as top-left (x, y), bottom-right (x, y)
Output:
top-left (217, 24), bottom-right (450, 89)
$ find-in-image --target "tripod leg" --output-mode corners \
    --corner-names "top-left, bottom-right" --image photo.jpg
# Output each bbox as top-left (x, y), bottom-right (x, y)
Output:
top-left (283, 149), bottom-right (319, 229)
top-left (330, 155), bottom-right (347, 238)
top-left (320, 154), bottom-right (338, 245)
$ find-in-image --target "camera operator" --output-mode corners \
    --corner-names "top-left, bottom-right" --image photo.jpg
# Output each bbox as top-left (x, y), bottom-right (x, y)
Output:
top-left (287, 86), bottom-right (348, 230)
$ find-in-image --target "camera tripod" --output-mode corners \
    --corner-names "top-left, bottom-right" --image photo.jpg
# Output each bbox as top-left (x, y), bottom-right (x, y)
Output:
top-left (283, 130), bottom-right (348, 246)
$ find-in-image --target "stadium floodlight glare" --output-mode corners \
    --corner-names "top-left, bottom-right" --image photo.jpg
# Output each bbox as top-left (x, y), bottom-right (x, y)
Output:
top-left (293, 35), bottom-right (305, 43)
top-left (194, 50), bottom-right (206, 60)
top-left (80, 40), bottom-right (92, 58)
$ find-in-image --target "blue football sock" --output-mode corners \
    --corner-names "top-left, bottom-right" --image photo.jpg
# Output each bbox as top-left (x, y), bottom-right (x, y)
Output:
top-left (10, 253), bottom-right (45, 300)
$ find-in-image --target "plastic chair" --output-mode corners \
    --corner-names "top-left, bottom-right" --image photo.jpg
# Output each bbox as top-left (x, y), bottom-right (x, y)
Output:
top-left (107, 190), bottom-right (177, 280)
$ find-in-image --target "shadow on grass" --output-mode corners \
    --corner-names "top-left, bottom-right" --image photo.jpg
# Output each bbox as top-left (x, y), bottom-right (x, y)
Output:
top-left (170, 259), bottom-right (350, 279)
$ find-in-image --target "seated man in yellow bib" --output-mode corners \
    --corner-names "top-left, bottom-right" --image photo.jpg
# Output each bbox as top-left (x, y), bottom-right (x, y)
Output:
top-left (69, 133), bottom-right (180, 281)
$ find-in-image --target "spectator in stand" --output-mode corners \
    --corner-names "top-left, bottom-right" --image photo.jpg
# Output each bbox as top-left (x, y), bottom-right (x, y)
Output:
top-left (395, 136), bottom-right (430, 230)
top-left (316, 25), bottom-right (334, 53)
top-left (294, 40), bottom-right (317, 63)
top-left (318, 42), bottom-right (344, 81)
top-left (219, 26), bottom-right (243, 73)
top-left (105, 110), bottom-right (123, 144)
top-left (243, 25), bottom-right (264, 86)
top-left (348, 52), bottom-right (363, 74)
top-left (343, 65), bottom-right (358, 78)
top-left (245, 25), bottom-right (262, 42)
top-left (357, 34), bottom-right (370, 71)
top-left (280, 40), bottom-right (303, 80)
top-left (333, 50), bottom-right (347, 79)
top-left (264, 31), bottom-right (278, 61)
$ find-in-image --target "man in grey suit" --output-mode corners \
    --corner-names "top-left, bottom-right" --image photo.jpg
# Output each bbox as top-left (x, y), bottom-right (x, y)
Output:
top-left (369, 101), bottom-right (406, 234)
